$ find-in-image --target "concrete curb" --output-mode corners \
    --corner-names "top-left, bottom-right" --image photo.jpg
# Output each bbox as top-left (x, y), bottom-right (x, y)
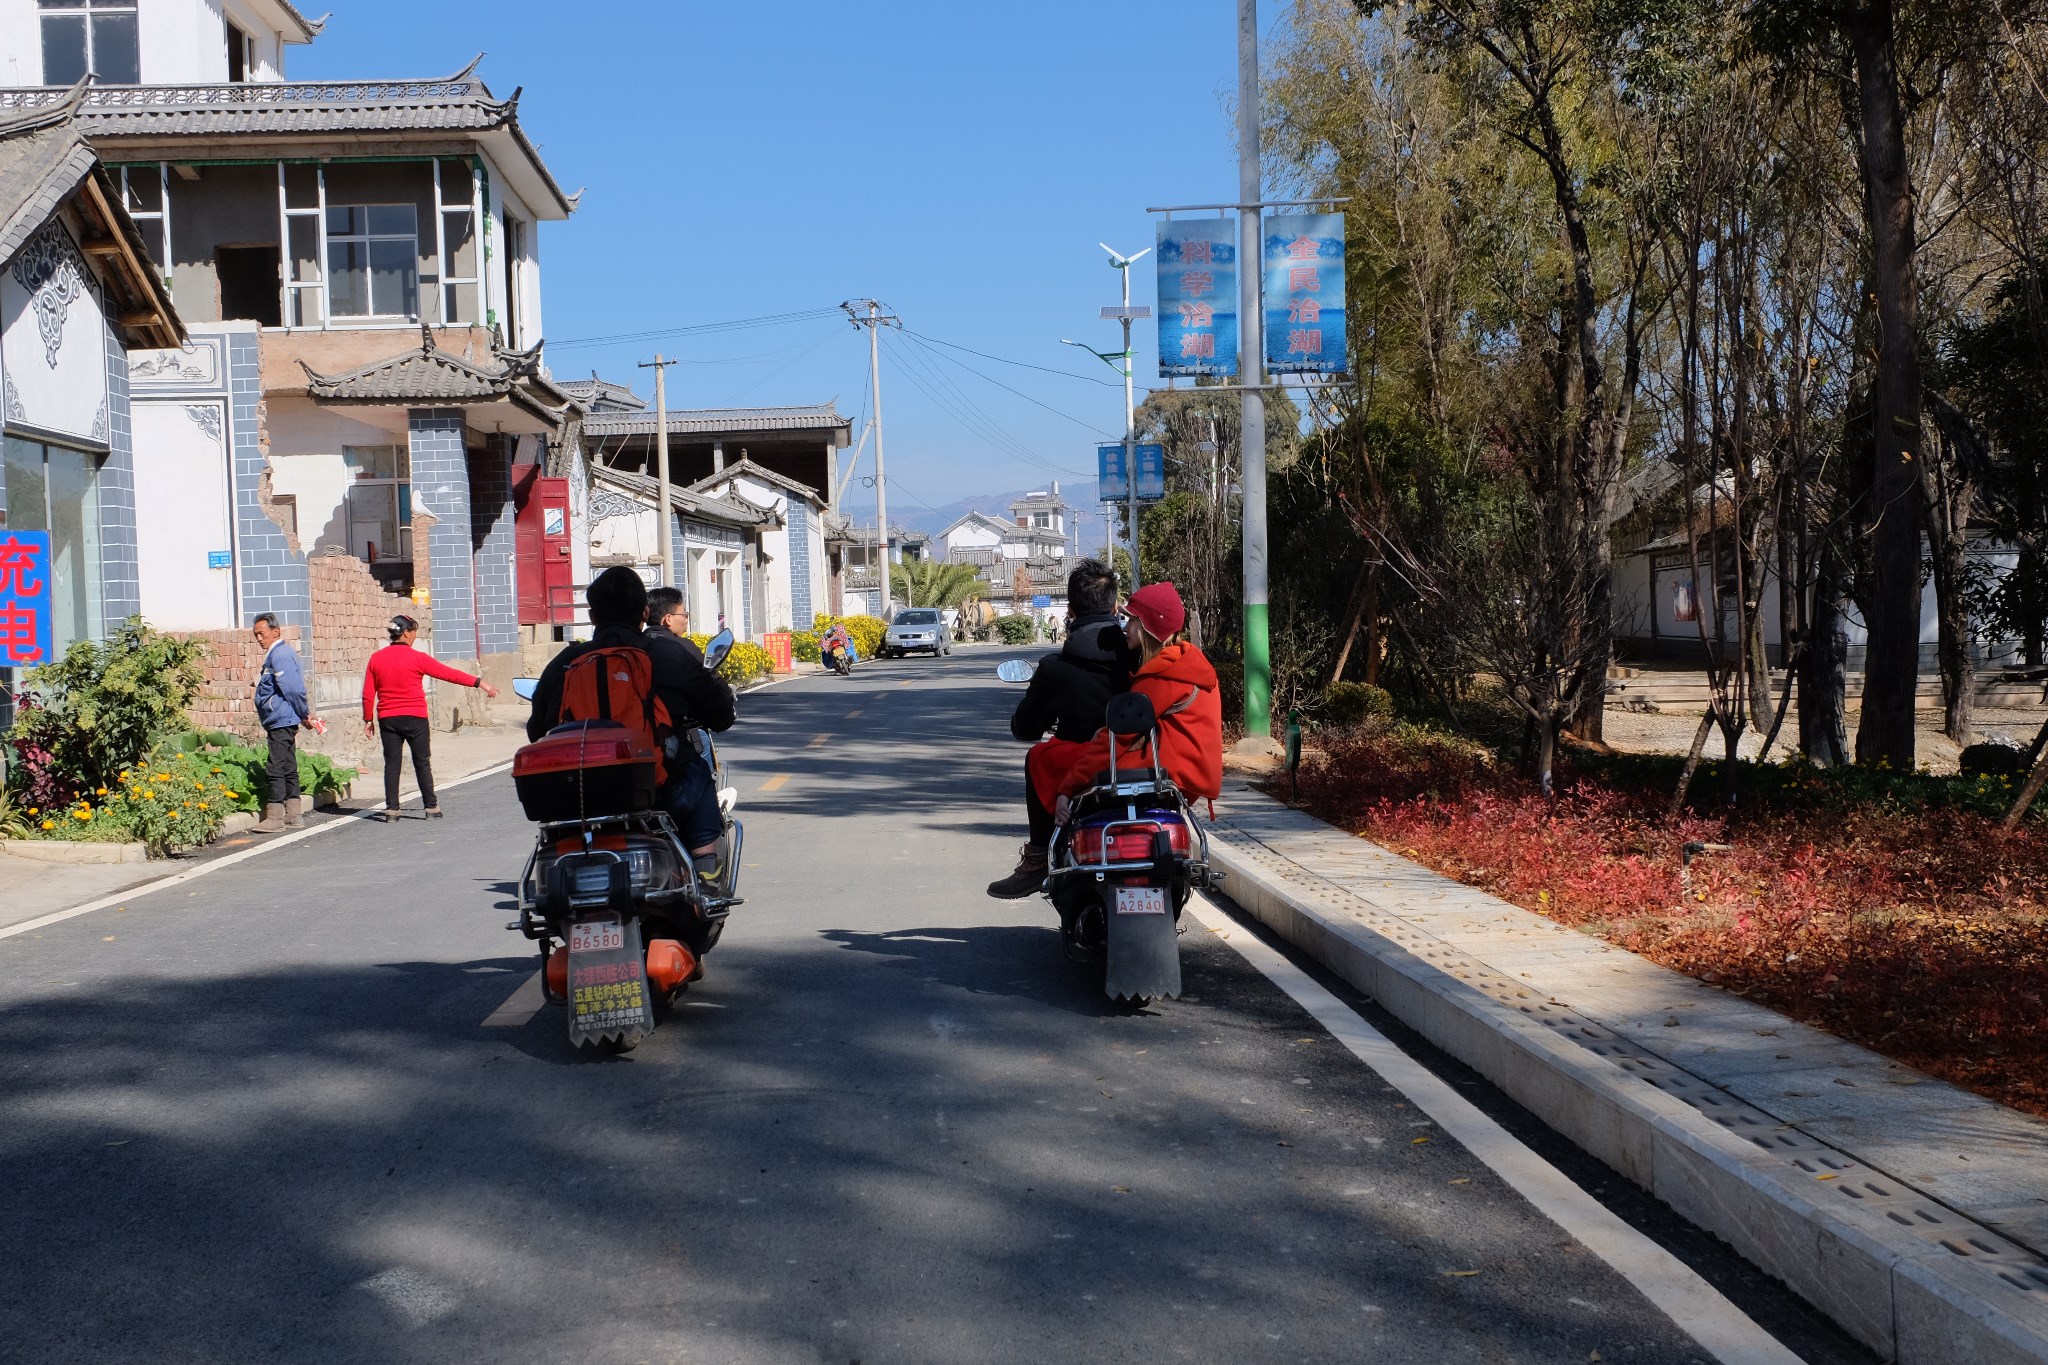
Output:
top-left (1208, 827), bottom-right (2048, 1364)
top-left (0, 838), bottom-right (149, 864)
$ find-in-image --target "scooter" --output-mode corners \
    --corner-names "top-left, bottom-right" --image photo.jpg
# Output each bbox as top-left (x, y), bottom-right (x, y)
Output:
top-left (995, 659), bottom-right (1215, 1003)
top-left (824, 640), bottom-right (856, 676)
top-left (509, 630), bottom-right (744, 1053)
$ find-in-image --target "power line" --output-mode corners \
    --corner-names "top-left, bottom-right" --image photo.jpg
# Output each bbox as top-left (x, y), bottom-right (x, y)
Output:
top-left (883, 332), bottom-right (1090, 479)
top-left (550, 307), bottom-right (843, 351)
top-left (897, 331), bottom-right (1120, 439)
top-left (901, 328), bottom-right (1121, 387)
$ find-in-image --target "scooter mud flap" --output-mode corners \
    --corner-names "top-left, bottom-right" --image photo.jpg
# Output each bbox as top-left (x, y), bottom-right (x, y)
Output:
top-left (1102, 884), bottom-right (1182, 1000)
top-left (565, 913), bottom-right (654, 1047)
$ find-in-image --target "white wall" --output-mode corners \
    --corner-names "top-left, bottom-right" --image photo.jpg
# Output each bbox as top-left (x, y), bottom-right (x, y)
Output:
top-left (263, 397), bottom-right (406, 553)
top-left (944, 521), bottom-right (1002, 555)
top-left (0, 220), bottom-right (109, 446)
top-left (484, 170), bottom-right (544, 349)
top-left (0, 0), bottom-right (292, 86)
top-left (131, 399), bottom-right (236, 629)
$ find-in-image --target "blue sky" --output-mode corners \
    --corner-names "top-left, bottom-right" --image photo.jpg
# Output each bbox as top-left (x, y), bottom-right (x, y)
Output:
top-left (296, 2), bottom-right (1272, 510)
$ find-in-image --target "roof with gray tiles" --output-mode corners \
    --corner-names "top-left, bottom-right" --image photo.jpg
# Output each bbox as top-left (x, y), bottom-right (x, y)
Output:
top-left (591, 463), bottom-right (775, 529)
top-left (688, 457), bottom-right (825, 507)
top-left (557, 376), bottom-right (647, 412)
top-left (0, 98), bottom-right (100, 267)
top-left (299, 330), bottom-right (577, 422)
top-left (0, 61), bottom-right (577, 215)
top-left (582, 403), bottom-right (852, 439)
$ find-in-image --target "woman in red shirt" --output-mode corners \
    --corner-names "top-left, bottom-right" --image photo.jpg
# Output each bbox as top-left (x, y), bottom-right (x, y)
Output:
top-left (362, 615), bottom-right (499, 822)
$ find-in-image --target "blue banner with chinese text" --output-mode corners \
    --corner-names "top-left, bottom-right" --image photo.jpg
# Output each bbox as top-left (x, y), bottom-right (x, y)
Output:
top-left (0, 531), bottom-right (54, 668)
top-left (1156, 218), bottom-right (1238, 379)
top-left (1263, 213), bottom-right (1346, 375)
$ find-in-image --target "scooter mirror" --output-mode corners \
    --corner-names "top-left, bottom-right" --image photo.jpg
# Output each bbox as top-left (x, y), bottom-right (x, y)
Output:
top-left (995, 659), bottom-right (1034, 683)
top-left (512, 678), bottom-right (538, 701)
top-left (702, 628), bottom-right (737, 672)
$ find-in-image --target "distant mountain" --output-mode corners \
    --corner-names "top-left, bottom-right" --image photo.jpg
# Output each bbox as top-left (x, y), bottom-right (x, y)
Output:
top-left (844, 479), bottom-right (1112, 545)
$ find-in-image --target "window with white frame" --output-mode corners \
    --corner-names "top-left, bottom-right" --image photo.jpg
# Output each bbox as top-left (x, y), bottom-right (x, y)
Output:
top-left (326, 206), bottom-right (420, 319)
top-left (343, 446), bottom-right (412, 564)
top-left (39, 0), bottom-right (138, 86)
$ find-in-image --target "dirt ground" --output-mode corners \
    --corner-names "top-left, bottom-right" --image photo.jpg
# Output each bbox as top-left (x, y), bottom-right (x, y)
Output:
top-left (1597, 701), bottom-right (2047, 773)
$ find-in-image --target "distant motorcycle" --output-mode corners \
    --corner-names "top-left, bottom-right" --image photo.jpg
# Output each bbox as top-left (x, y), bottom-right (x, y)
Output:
top-left (509, 630), bottom-right (744, 1053)
top-left (996, 659), bottom-right (1215, 1003)
top-left (824, 641), bottom-right (855, 676)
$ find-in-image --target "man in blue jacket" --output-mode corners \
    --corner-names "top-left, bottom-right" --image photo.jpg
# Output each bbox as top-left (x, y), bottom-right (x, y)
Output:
top-left (250, 613), bottom-right (315, 831)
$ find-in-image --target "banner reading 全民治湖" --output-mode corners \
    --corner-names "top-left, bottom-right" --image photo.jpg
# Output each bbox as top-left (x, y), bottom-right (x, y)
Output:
top-left (1156, 218), bottom-right (1238, 379)
top-left (1263, 213), bottom-right (1346, 375)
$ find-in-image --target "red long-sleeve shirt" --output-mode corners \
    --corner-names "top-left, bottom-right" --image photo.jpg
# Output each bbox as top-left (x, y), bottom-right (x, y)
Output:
top-left (362, 643), bottom-right (479, 722)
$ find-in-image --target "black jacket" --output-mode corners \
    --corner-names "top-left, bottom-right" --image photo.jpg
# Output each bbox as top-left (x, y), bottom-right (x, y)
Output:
top-left (1009, 615), bottom-right (1136, 743)
top-left (644, 624), bottom-right (736, 732)
top-left (524, 623), bottom-right (734, 742)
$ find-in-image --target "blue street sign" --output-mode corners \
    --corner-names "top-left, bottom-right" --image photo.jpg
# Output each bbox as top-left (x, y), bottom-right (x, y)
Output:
top-left (1156, 218), bottom-right (1238, 379)
top-left (207, 550), bottom-right (233, 569)
top-left (0, 531), bottom-right (55, 667)
top-left (1032, 594), bottom-right (1051, 609)
top-left (1263, 213), bottom-right (1347, 375)
top-left (1098, 444), bottom-right (1167, 502)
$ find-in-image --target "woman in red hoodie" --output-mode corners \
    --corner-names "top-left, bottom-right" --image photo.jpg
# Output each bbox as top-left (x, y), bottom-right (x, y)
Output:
top-left (362, 615), bottom-right (499, 822)
top-left (1056, 581), bottom-right (1222, 809)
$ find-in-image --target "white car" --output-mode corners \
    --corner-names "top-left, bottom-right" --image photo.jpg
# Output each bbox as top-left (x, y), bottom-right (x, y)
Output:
top-left (881, 608), bottom-right (951, 657)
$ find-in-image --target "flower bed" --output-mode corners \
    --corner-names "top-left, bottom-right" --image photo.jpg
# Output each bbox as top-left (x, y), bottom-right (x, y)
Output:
top-left (1272, 726), bottom-right (2048, 1119)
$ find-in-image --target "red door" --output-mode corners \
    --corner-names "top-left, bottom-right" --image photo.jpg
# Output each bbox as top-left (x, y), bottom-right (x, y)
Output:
top-left (513, 469), bottom-right (574, 625)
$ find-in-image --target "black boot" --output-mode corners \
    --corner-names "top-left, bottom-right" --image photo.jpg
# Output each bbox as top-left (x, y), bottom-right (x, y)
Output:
top-left (986, 843), bottom-right (1048, 899)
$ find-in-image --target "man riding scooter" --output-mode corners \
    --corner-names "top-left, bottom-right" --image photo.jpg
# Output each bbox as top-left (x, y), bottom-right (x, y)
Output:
top-left (986, 558), bottom-right (1135, 898)
top-left (820, 622), bottom-right (857, 676)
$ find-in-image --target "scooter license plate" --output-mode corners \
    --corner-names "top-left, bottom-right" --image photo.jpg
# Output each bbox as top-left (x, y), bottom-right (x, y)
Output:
top-left (1114, 886), bottom-right (1167, 915)
top-left (569, 916), bottom-right (625, 953)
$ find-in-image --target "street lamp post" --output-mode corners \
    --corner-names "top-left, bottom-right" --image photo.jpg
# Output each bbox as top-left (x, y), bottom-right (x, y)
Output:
top-left (1064, 244), bottom-right (1150, 589)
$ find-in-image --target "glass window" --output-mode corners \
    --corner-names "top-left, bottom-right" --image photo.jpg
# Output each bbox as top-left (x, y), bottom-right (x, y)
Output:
top-left (3, 436), bottom-right (102, 655)
top-left (39, 0), bottom-right (137, 86)
top-left (326, 205), bottom-right (419, 318)
top-left (343, 445), bottom-right (411, 563)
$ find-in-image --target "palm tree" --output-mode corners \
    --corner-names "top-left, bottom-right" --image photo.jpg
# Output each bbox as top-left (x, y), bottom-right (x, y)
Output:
top-left (896, 558), bottom-right (983, 610)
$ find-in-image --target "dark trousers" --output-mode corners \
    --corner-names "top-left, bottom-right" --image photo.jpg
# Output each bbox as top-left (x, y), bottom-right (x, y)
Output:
top-left (265, 725), bottom-right (301, 805)
top-left (379, 715), bottom-right (435, 810)
top-left (1026, 772), bottom-right (1055, 847)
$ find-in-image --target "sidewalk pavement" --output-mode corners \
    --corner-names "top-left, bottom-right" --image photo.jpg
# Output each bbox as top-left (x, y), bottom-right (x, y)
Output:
top-left (0, 725), bottom-right (527, 933)
top-left (1204, 777), bottom-right (2048, 1365)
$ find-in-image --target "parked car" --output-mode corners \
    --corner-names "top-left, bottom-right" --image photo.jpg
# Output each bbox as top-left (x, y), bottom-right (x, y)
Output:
top-left (882, 608), bottom-right (951, 657)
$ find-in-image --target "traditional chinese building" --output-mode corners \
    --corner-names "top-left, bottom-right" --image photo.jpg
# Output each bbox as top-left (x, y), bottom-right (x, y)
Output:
top-left (0, 86), bottom-right (181, 731)
top-left (0, 0), bottom-right (586, 725)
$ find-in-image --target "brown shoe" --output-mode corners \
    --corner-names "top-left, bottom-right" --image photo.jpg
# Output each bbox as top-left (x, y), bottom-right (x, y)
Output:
top-left (986, 843), bottom-right (1049, 899)
top-left (283, 796), bottom-right (305, 830)
top-left (251, 803), bottom-right (286, 833)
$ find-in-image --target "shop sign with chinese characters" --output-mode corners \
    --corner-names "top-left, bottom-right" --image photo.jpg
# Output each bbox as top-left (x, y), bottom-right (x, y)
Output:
top-left (1156, 218), bottom-right (1238, 379)
top-left (0, 532), bottom-right (54, 667)
top-left (1263, 213), bottom-right (1347, 375)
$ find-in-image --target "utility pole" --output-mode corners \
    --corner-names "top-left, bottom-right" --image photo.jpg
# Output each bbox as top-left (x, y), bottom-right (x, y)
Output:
top-left (842, 300), bottom-right (898, 612)
top-left (1236, 0), bottom-right (1272, 745)
top-left (638, 354), bottom-right (678, 590)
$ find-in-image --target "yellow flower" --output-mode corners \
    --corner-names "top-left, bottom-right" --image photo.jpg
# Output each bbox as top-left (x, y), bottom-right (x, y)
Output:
top-left (39, 819), bottom-right (53, 830)
top-left (141, 790), bottom-right (155, 800)
top-left (26, 807), bottom-right (37, 815)
top-left (197, 802), bottom-right (208, 810)
top-left (154, 773), bottom-right (170, 782)
top-left (74, 810), bottom-right (90, 822)
top-left (210, 768), bottom-right (222, 775)
top-left (224, 791), bottom-right (238, 799)
top-left (94, 787), bottom-right (106, 797)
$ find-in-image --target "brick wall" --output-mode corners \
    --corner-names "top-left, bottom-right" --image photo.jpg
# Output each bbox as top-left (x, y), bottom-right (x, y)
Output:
top-left (231, 330), bottom-right (311, 638)
top-left (469, 434), bottom-right (518, 657)
top-left (308, 549), bottom-right (406, 702)
top-left (184, 625), bottom-right (302, 739)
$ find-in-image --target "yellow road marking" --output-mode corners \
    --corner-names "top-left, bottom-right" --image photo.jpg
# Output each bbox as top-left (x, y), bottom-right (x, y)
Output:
top-left (844, 710), bottom-right (863, 718)
top-left (482, 971), bottom-right (545, 1028)
top-left (806, 734), bottom-right (829, 749)
top-left (899, 680), bottom-right (913, 686)
top-left (760, 772), bottom-right (792, 791)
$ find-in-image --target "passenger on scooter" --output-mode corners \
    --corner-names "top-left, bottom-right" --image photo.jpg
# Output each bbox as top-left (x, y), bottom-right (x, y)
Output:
top-left (523, 568), bottom-right (725, 866)
top-left (986, 558), bottom-right (1136, 899)
top-left (643, 586), bottom-right (736, 870)
top-left (1053, 580), bottom-right (1223, 816)
top-left (820, 622), bottom-right (856, 674)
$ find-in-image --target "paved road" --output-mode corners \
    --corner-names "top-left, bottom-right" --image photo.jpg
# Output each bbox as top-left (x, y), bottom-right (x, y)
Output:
top-left (0, 651), bottom-right (1870, 1363)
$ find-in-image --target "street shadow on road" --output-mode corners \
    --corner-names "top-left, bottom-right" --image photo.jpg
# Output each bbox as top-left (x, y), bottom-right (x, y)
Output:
top-left (0, 924), bottom-right (1708, 1365)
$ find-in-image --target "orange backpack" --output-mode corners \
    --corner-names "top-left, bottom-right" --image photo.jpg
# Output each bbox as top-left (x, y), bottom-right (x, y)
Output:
top-left (555, 646), bottom-right (675, 785)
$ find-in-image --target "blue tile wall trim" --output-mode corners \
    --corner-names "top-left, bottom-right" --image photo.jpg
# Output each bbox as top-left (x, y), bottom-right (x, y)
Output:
top-left (224, 331), bottom-right (311, 647)
top-left (97, 321), bottom-right (141, 625)
top-left (788, 499), bottom-right (811, 629)
top-left (468, 435), bottom-right (517, 656)
top-left (410, 408), bottom-right (474, 658)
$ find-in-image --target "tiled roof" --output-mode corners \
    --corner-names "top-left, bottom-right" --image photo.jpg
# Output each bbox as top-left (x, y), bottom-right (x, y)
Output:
top-left (299, 330), bottom-right (575, 422)
top-left (582, 403), bottom-right (852, 439)
top-left (688, 457), bottom-right (824, 506)
top-left (0, 87), bottom-right (180, 347)
top-left (558, 376), bottom-right (646, 411)
top-left (592, 463), bottom-right (774, 529)
top-left (0, 61), bottom-right (578, 216)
